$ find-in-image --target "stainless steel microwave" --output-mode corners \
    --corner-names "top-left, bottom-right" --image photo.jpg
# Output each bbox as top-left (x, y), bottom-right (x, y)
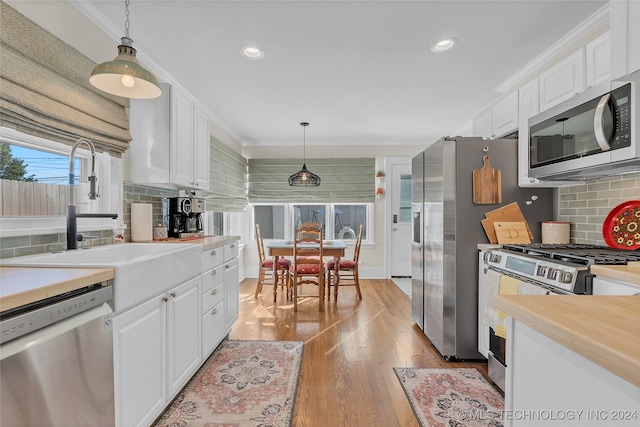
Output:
top-left (528, 81), bottom-right (639, 181)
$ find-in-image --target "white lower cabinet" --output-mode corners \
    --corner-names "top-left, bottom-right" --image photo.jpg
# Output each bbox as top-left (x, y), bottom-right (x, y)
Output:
top-left (224, 257), bottom-right (239, 330)
top-left (166, 277), bottom-right (201, 397)
top-left (113, 239), bottom-right (241, 427)
top-left (199, 240), bottom-right (240, 358)
top-left (113, 276), bottom-right (200, 427)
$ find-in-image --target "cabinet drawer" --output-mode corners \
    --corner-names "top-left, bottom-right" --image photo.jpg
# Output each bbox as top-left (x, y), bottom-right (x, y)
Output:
top-left (202, 247), bottom-right (224, 272)
top-left (201, 282), bottom-right (224, 313)
top-left (201, 265), bottom-right (224, 293)
top-left (223, 241), bottom-right (239, 262)
top-left (201, 300), bottom-right (225, 359)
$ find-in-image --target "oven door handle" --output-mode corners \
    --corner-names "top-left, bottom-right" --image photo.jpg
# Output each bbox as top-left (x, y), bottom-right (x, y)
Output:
top-left (594, 93), bottom-right (612, 151)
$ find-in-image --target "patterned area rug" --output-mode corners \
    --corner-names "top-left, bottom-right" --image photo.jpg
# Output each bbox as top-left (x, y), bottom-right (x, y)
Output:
top-left (394, 367), bottom-right (504, 427)
top-left (155, 340), bottom-right (303, 427)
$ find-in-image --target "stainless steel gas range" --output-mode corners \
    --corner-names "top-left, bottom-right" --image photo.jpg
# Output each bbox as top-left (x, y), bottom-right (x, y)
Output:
top-left (483, 243), bottom-right (640, 391)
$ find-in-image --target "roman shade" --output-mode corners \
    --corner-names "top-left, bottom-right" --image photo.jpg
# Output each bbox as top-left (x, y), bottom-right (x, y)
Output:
top-left (0, 1), bottom-right (132, 156)
top-left (248, 158), bottom-right (375, 203)
top-left (204, 137), bottom-right (248, 211)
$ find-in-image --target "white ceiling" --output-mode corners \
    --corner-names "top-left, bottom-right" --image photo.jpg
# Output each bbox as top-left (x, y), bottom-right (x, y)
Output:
top-left (9, 0), bottom-right (608, 151)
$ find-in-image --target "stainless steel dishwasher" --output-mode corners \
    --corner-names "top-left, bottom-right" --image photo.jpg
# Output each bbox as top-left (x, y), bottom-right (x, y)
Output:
top-left (1, 281), bottom-right (115, 426)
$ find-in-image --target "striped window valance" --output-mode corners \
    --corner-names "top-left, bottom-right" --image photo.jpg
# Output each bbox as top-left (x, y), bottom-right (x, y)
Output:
top-left (248, 158), bottom-right (375, 203)
top-left (0, 1), bottom-right (132, 156)
top-left (204, 137), bottom-right (248, 212)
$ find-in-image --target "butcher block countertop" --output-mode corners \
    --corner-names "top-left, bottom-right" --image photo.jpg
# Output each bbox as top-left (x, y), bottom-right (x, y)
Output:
top-left (155, 235), bottom-right (240, 251)
top-left (495, 295), bottom-right (640, 387)
top-left (0, 266), bottom-right (114, 312)
top-left (591, 261), bottom-right (640, 285)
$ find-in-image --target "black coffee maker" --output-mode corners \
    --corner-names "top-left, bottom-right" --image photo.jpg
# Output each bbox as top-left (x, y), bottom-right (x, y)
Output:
top-left (163, 197), bottom-right (205, 238)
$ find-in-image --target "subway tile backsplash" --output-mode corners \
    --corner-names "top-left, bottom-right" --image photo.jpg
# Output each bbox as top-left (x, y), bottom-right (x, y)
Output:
top-left (559, 172), bottom-right (640, 245)
top-left (0, 183), bottom-right (177, 259)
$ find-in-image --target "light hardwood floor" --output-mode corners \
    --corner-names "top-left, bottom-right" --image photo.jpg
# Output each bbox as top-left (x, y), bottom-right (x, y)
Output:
top-left (229, 278), bottom-right (491, 427)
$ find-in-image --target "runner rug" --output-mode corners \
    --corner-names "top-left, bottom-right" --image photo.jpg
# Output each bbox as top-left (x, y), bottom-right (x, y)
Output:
top-left (155, 339), bottom-right (303, 427)
top-left (394, 367), bottom-right (504, 427)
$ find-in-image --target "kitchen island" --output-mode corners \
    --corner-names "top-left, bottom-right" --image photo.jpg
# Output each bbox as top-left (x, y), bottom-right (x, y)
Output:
top-left (495, 295), bottom-right (640, 426)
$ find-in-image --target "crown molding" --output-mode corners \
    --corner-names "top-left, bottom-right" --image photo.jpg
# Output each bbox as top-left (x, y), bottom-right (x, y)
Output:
top-left (495, 3), bottom-right (610, 94)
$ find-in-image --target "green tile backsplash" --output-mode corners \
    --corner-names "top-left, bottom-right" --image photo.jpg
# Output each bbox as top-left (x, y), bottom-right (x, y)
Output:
top-left (559, 172), bottom-right (640, 245)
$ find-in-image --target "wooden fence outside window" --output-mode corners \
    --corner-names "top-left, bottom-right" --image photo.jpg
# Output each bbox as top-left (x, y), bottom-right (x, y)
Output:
top-left (1, 179), bottom-right (68, 216)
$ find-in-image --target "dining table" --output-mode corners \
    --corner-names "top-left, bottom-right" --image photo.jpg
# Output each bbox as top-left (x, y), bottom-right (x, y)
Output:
top-left (266, 240), bottom-right (347, 308)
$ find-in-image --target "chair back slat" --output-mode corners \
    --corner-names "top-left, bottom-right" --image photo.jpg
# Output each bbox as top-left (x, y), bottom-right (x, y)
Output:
top-left (353, 224), bottom-right (364, 263)
top-left (255, 224), bottom-right (266, 263)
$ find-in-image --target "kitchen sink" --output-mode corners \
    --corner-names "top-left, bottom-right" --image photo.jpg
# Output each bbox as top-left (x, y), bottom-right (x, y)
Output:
top-left (1, 243), bottom-right (202, 312)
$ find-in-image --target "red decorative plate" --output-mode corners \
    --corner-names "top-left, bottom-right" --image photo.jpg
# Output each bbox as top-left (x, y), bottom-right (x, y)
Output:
top-left (602, 200), bottom-right (640, 250)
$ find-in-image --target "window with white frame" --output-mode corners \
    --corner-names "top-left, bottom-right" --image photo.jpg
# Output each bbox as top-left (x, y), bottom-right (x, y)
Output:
top-left (0, 128), bottom-right (122, 234)
top-left (252, 203), bottom-right (372, 243)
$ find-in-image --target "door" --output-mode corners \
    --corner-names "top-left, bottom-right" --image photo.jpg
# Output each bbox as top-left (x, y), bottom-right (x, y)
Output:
top-left (166, 277), bottom-right (201, 397)
top-left (113, 296), bottom-right (166, 427)
top-left (390, 162), bottom-right (412, 277)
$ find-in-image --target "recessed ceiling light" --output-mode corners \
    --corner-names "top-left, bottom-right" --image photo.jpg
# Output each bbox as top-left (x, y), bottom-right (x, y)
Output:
top-left (240, 46), bottom-right (265, 59)
top-left (431, 38), bottom-right (458, 53)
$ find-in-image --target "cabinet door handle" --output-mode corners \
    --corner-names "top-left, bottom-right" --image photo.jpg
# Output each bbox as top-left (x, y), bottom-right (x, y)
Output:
top-left (170, 292), bottom-right (177, 298)
top-left (210, 250), bottom-right (216, 256)
top-left (162, 296), bottom-right (168, 302)
top-left (230, 244), bottom-right (235, 248)
top-left (211, 288), bottom-right (218, 295)
top-left (211, 270), bottom-right (217, 275)
top-left (211, 308), bottom-right (218, 315)
top-left (225, 265), bottom-right (229, 269)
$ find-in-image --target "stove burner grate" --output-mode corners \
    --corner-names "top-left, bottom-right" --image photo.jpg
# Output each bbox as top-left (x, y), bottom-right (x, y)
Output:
top-left (500, 243), bottom-right (640, 265)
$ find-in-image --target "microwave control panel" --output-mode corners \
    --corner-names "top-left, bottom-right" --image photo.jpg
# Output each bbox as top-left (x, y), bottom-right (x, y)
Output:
top-left (611, 83), bottom-right (631, 150)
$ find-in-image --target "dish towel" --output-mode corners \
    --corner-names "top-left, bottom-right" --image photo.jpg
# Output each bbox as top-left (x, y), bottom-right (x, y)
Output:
top-left (518, 282), bottom-right (549, 296)
top-left (484, 269), bottom-right (502, 333)
top-left (495, 274), bottom-right (521, 339)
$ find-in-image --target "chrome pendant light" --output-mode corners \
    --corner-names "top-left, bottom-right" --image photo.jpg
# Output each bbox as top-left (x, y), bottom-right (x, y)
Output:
top-left (289, 122), bottom-right (321, 187)
top-left (90, 0), bottom-right (161, 99)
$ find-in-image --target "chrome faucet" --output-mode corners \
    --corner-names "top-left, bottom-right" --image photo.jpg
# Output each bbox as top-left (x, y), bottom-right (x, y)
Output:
top-left (67, 138), bottom-right (118, 250)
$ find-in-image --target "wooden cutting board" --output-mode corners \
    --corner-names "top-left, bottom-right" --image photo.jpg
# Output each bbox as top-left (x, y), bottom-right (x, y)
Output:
top-left (481, 202), bottom-right (534, 244)
top-left (472, 155), bottom-right (502, 204)
top-left (494, 221), bottom-right (532, 244)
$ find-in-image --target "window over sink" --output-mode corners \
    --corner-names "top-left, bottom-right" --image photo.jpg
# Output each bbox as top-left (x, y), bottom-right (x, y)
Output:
top-left (0, 128), bottom-right (123, 236)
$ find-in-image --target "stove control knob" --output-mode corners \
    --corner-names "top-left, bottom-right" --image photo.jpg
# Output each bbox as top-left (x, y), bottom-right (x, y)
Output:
top-left (547, 269), bottom-right (558, 280)
top-left (490, 253), bottom-right (502, 263)
top-left (536, 266), bottom-right (548, 277)
top-left (560, 272), bottom-right (573, 284)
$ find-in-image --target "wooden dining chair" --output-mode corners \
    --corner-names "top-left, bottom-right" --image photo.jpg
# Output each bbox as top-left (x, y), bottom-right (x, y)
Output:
top-left (289, 224), bottom-right (325, 311)
top-left (327, 224), bottom-right (363, 301)
top-left (254, 224), bottom-right (291, 301)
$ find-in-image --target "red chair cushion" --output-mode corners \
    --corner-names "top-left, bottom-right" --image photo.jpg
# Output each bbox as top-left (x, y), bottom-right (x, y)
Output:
top-left (326, 259), bottom-right (356, 269)
top-left (290, 264), bottom-right (321, 274)
top-left (263, 258), bottom-right (291, 269)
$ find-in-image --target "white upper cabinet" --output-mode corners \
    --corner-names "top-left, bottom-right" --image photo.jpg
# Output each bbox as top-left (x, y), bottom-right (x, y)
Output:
top-left (129, 83), bottom-right (210, 190)
top-left (539, 49), bottom-right (586, 111)
top-left (472, 92), bottom-right (518, 139)
top-left (472, 107), bottom-right (492, 139)
top-left (517, 79), bottom-right (539, 187)
top-left (585, 32), bottom-right (611, 88)
top-left (610, 0), bottom-right (640, 80)
top-left (491, 91), bottom-right (519, 138)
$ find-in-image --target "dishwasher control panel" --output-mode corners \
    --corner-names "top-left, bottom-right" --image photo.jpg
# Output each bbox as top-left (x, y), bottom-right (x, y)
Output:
top-left (0, 284), bottom-right (112, 344)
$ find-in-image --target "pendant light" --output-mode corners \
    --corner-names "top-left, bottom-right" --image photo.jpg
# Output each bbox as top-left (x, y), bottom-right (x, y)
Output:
top-left (288, 122), bottom-right (321, 187)
top-left (90, 0), bottom-right (162, 99)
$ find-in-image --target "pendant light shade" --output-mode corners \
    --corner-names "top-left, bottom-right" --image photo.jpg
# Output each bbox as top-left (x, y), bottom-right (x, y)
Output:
top-left (289, 122), bottom-right (321, 187)
top-left (90, 1), bottom-right (161, 99)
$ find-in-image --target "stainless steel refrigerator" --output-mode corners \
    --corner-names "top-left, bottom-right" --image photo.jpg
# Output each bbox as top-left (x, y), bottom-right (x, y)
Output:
top-left (411, 136), bottom-right (553, 360)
